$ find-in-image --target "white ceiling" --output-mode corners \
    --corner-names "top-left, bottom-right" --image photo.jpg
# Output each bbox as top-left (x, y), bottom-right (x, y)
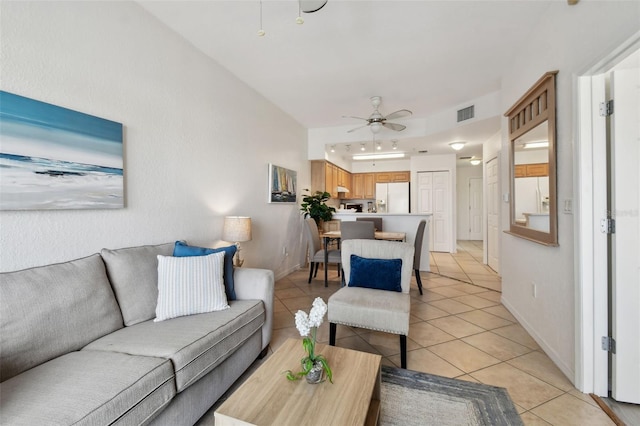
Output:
top-left (138, 0), bottom-right (558, 163)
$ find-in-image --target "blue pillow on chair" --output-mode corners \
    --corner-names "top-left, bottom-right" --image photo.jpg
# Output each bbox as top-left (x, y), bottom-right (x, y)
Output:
top-left (173, 241), bottom-right (237, 300)
top-left (348, 254), bottom-right (402, 292)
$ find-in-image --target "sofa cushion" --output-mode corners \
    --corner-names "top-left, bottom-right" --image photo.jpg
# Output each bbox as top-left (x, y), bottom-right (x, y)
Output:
top-left (84, 299), bottom-right (265, 392)
top-left (155, 252), bottom-right (229, 322)
top-left (0, 351), bottom-right (175, 426)
top-left (101, 242), bottom-right (174, 326)
top-left (173, 241), bottom-right (237, 300)
top-left (0, 254), bottom-right (123, 382)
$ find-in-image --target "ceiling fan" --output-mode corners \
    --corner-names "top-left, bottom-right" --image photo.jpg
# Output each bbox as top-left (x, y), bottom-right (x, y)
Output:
top-left (344, 96), bottom-right (412, 134)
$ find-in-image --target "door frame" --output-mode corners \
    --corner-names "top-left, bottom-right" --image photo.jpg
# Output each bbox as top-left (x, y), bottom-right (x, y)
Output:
top-left (575, 31), bottom-right (640, 394)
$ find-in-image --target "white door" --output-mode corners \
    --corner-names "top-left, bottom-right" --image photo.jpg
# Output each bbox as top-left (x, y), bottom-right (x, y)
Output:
top-left (610, 67), bottom-right (640, 403)
top-left (417, 172), bottom-right (432, 213)
top-left (432, 171), bottom-right (451, 252)
top-left (417, 171), bottom-right (452, 252)
top-left (469, 177), bottom-right (483, 240)
top-left (487, 158), bottom-right (500, 272)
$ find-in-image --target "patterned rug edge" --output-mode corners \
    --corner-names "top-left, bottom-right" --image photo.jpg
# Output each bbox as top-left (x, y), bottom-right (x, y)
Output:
top-left (381, 365), bottom-right (523, 426)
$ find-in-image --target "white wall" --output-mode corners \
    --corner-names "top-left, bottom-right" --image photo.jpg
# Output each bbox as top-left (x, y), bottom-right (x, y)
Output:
top-left (456, 165), bottom-right (483, 240)
top-left (0, 1), bottom-right (309, 279)
top-left (499, 1), bottom-right (640, 382)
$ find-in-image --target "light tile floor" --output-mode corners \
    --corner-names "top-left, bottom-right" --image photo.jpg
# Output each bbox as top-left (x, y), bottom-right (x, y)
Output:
top-left (270, 241), bottom-right (615, 426)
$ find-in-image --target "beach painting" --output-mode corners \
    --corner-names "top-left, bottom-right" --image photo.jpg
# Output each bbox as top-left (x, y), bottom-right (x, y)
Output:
top-left (268, 164), bottom-right (297, 203)
top-left (0, 91), bottom-right (124, 210)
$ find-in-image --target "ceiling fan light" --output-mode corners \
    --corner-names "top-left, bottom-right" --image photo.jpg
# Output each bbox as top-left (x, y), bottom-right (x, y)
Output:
top-left (370, 122), bottom-right (382, 134)
top-left (449, 142), bottom-right (466, 151)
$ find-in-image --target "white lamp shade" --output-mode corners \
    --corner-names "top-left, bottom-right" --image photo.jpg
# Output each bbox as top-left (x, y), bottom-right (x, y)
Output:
top-left (222, 216), bottom-right (252, 242)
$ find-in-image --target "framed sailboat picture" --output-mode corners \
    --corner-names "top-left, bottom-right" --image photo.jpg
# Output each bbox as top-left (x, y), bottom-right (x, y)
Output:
top-left (0, 91), bottom-right (124, 210)
top-left (268, 163), bottom-right (297, 203)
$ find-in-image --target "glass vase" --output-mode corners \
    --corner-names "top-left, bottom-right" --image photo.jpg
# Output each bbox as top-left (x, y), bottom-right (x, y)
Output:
top-left (305, 361), bottom-right (324, 384)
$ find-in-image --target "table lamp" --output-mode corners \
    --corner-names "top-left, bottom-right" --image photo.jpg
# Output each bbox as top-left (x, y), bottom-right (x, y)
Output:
top-left (222, 216), bottom-right (252, 267)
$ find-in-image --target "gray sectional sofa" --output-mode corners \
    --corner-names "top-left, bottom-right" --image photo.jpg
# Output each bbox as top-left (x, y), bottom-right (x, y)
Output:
top-left (0, 242), bottom-right (274, 426)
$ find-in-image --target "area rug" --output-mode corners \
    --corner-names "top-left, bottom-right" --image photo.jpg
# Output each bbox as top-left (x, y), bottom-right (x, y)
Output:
top-left (380, 366), bottom-right (523, 426)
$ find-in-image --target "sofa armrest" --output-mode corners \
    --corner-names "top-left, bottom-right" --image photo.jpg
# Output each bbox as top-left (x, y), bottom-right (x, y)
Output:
top-left (233, 267), bottom-right (274, 351)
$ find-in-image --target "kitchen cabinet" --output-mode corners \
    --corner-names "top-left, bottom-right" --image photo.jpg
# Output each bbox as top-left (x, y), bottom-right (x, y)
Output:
top-left (311, 160), bottom-right (351, 198)
top-left (514, 163), bottom-right (548, 178)
top-left (375, 171), bottom-right (410, 183)
top-left (350, 173), bottom-right (375, 198)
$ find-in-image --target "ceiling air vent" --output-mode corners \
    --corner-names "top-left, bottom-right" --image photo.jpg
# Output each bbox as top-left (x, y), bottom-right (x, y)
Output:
top-left (459, 156), bottom-right (472, 160)
top-left (457, 105), bottom-right (474, 122)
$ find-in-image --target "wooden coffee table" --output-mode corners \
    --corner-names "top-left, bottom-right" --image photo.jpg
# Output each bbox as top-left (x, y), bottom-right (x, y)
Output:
top-left (214, 338), bottom-right (382, 426)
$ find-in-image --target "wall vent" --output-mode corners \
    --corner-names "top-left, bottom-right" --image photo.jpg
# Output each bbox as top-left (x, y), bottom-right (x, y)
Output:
top-left (457, 105), bottom-right (474, 122)
top-left (459, 156), bottom-right (472, 160)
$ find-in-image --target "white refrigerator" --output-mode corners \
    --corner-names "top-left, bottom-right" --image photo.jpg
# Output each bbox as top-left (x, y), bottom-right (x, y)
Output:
top-left (375, 182), bottom-right (410, 213)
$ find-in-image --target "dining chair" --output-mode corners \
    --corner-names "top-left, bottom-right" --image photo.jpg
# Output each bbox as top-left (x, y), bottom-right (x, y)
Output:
top-left (413, 220), bottom-right (427, 295)
top-left (328, 239), bottom-right (414, 369)
top-left (340, 220), bottom-right (375, 240)
top-left (304, 218), bottom-right (341, 284)
top-left (356, 217), bottom-right (383, 232)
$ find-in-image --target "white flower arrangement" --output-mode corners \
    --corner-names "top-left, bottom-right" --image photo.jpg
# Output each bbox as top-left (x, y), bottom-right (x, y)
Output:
top-left (285, 297), bottom-right (333, 383)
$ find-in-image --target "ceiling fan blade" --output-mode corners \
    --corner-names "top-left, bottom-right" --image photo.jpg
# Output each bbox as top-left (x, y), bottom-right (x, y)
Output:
top-left (347, 124), bottom-right (370, 133)
top-left (342, 115), bottom-right (369, 121)
top-left (382, 122), bottom-right (407, 132)
top-left (300, 0), bottom-right (328, 13)
top-left (384, 109), bottom-right (413, 120)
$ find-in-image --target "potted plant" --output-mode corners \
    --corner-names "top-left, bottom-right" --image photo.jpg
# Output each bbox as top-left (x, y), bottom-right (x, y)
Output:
top-left (300, 189), bottom-right (336, 228)
top-left (284, 297), bottom-right (333, 384)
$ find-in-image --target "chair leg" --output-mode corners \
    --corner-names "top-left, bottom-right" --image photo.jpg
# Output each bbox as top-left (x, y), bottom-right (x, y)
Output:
top-left (400, 335), bottom-right (407, 369)
top-left (329, 323), bottom-right (337, 346)
top-left (313, 263), bottom-right (319, 278)
top-left (337, 264), bottom-right (340, 277)
top-left (308, 262), bottom-right (315, 284)
top-left (415, 269), bottom-right (423, 295)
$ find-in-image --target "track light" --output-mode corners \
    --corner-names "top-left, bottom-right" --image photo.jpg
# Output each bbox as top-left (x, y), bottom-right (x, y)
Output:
top-left (257, 0), bottom-right (266, 36)
top-left (376, 142), bottom-right (382, 150)
top-left (345, 144), bottom-right (351, 152)
top-left (392, 140), bottom-right (398, 150)
top-left (360, 143), bottom-right (366, 151)
top-left (330, 145), bottom-right (335, 153)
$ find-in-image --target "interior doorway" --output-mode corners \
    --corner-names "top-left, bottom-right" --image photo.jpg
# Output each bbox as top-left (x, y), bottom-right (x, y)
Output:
top-left (576, 36), bottom-right (639, 407)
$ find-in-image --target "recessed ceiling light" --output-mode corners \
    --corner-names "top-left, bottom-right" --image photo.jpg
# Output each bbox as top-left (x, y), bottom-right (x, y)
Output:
top-left (449, 142), bottom-right (466, 151)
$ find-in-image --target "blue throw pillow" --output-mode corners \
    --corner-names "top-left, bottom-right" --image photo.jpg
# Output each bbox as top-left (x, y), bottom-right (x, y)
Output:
top-left (173, 241), bottom-right (237, 300)
top-left (348, 254), bottom-right (402, 292)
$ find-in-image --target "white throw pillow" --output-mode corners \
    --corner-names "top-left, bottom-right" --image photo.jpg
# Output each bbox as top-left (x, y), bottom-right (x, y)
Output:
top-left (155, 252), bottom-right (229, 322)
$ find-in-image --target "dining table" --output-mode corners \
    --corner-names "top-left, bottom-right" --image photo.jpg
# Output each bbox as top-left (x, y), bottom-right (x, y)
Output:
top-left (320, 230), bottom-right (407, 287)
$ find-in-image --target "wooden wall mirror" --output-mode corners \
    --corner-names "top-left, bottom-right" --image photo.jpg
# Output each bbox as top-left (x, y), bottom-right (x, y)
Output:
top-left (504, 71), bottom-right (558, 246)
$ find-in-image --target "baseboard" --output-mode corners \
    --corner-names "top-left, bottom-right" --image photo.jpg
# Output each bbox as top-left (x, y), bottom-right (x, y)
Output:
top-left (274, 264), bottom-right (301, 281)
top-left (500, 297), bottom-right (576, 385)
